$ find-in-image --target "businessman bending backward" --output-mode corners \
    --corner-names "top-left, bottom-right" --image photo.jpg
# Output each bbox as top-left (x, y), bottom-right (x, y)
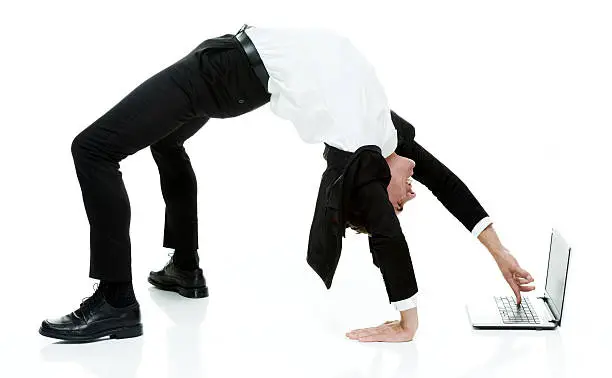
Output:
top-left (39, 25), bottom-right (535, 343)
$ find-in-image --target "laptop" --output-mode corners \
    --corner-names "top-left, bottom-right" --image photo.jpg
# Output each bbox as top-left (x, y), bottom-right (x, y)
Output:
top-left (466, 229), bottom-right (571, 330)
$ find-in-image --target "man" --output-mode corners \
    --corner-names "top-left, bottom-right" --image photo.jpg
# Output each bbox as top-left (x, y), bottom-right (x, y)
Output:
top-left (329, 113), bottom-right (536, 342)
top-left (39, 25), bottom-right (534, 343)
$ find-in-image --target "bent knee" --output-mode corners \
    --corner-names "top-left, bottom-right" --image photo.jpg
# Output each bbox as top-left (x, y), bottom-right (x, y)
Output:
top-left (71, 131), bottom-right (89, 160)
top-left (150, 141), bottom-right (185, 158)
top-left (71, 127), bottom-right (124, 163)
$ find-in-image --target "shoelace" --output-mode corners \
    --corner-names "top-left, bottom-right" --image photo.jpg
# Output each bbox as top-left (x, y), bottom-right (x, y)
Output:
top-left (164, 252), bottom-right (176, 268)
top-left (79, 282), bottom-right (102, 313)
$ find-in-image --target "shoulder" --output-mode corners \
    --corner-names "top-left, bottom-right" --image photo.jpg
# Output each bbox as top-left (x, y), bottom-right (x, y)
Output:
top-left (347, 147), bottom-right (391, 187)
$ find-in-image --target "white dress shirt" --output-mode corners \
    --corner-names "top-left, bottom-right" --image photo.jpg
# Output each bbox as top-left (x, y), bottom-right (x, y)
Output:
top-left (244, 27), bottom-right (398, 158)
top-left (245, 26), bottom-right (494, 312)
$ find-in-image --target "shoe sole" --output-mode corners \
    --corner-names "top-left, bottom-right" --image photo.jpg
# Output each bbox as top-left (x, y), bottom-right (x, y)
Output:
top-left (39, 323), bottom-right (143, 342)
top-left (148, 277), bottom-right (209, 299)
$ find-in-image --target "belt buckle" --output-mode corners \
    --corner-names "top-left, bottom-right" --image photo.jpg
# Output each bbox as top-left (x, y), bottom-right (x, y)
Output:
top-left (237, 24), bottom-right (250, 35)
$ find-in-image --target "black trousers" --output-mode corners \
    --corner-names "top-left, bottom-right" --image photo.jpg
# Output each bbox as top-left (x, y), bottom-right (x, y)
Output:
top-left (72, 34), bottom-right (270, 281)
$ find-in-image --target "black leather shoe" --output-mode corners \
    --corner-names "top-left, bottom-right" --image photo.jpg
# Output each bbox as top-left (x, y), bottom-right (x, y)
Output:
top-left (148, 257), bottom-right (209, 298)
top-left (39, 285), bottom-right (142, 342)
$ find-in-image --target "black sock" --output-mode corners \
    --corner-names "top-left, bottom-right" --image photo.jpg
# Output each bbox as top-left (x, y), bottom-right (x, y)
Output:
top-left (100, 281), bottom-right (136, 308)
top-left (172, 248), bottom-right (199, 270)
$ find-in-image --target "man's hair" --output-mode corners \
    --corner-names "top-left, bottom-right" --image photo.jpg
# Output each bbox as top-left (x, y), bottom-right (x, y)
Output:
top-left (347, 221), bottom-right (369, 235)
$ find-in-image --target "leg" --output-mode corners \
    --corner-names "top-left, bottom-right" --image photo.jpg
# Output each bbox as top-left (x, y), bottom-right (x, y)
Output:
top-left (72, 63), bottom-right (201, 283)
top-left (151, 116), bottom-right (209, 267)
top-left (148, 117), bottom-right (210, 298)
top-left (42, 32), bottom-right (271, 341)
top-left (40, 62), bottom-right (203, 342)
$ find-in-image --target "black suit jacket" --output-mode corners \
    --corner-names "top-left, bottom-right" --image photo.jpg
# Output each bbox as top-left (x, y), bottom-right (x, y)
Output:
top-left (306, 111), bottom-right (489, 292)
top-left (306, 144), bottom-right (392, 289)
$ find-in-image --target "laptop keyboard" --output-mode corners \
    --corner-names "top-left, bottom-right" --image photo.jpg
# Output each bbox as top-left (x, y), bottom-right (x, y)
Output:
top-left (495, 296), bottom-right (540, 324)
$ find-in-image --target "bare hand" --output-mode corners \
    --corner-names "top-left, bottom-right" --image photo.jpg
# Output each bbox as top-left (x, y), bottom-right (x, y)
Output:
top-left (346, 308), bottom-right (418, 342)
top-left (385, 153), bottom-right (416, 214)
top-left (494, 249), bottom-right (535, 304)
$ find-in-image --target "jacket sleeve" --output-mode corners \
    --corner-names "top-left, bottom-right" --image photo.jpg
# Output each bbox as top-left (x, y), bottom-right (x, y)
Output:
top-left (404, 140), bottom-right (490, 233)
top-left (352, 178), bottom-right (419, 303)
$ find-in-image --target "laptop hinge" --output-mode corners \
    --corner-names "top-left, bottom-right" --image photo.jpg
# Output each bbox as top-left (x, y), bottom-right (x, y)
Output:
top-left (537, 294), bottom-right (559, 324)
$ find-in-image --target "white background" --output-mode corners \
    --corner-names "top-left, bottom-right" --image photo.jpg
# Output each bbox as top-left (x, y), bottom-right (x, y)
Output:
top-left (1, 1), bottom-right (611, 377)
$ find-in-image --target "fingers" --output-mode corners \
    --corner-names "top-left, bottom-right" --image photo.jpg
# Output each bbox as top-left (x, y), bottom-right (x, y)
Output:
top-left (346, 328), bottom-right (381, 340)
top-left (346, 324), bottom-right (388, 338)
top-left (514, 267), bottom-right (533, 281)
top-left (346, 322), bottom-right (415, 343)
top-left (513, 271), bottom-right (535, 292)
top-left (503, 251), bottom-right (533, 281)
top-left (515, 277), bottom-right (533, 284)
top-left (507, 280), bottom-right (536, 304)
top-left (358, 334), bottom-right (389, 342)
top-left (499, 253), bottom-right (536, 305)
top-left (508, 279), bottom-right (522, 305)
top-left (515, 273), bottom-right (536, 291)
top-left (506, 266), bottom-right (538, 304)
top-left (346, 321), bottom-right (397, 339)
top-left (350, 325), bottom-right (388, 337)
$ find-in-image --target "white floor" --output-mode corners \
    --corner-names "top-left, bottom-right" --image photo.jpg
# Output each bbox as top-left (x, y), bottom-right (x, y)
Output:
top-left (4, 129), bottom-right (612, 378)
top-left (4, 72), bottom-right (612, 378)
top-left (4, 211), bottom-right (611, 378)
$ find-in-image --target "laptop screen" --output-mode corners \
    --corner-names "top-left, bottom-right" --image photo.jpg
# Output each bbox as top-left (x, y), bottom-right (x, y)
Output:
top-left (544, 229), bottom-right (571, 323)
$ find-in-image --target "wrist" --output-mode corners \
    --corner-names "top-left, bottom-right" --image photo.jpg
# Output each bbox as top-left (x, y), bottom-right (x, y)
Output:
top-left (385, 152), bottom-right (403, 171)
top-left (399, 307), bottom-right (418, 327)
top-left (489, 246), bottom-right (509, 259)
top-left (477, 223), bottom-right (506, 258)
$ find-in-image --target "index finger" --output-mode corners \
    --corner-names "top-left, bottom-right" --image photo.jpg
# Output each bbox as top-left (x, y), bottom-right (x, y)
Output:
top-left (508, 279), bottom-right (522, 305)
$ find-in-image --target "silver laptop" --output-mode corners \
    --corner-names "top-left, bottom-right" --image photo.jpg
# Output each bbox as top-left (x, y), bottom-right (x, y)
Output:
top-left (466, 229), bottom-right (571, 330)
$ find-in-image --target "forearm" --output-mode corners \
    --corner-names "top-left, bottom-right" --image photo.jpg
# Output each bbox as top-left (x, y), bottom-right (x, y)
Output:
top-left (477, 222), bottom-right (507, 259)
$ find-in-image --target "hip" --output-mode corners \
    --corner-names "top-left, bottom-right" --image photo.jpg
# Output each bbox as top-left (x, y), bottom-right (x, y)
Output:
top-left (171, 34), bottom-right (271, 118)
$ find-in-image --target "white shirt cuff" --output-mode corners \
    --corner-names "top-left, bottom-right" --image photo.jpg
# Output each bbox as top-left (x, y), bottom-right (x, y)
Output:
top-left (391, 293), bottom-right (418, 311)
top-left (472, 216), bottom-right (493, 237)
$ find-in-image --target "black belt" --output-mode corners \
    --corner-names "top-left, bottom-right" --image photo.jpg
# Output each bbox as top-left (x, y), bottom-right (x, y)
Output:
top-left (235, 24), bottom-right (270, 91)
